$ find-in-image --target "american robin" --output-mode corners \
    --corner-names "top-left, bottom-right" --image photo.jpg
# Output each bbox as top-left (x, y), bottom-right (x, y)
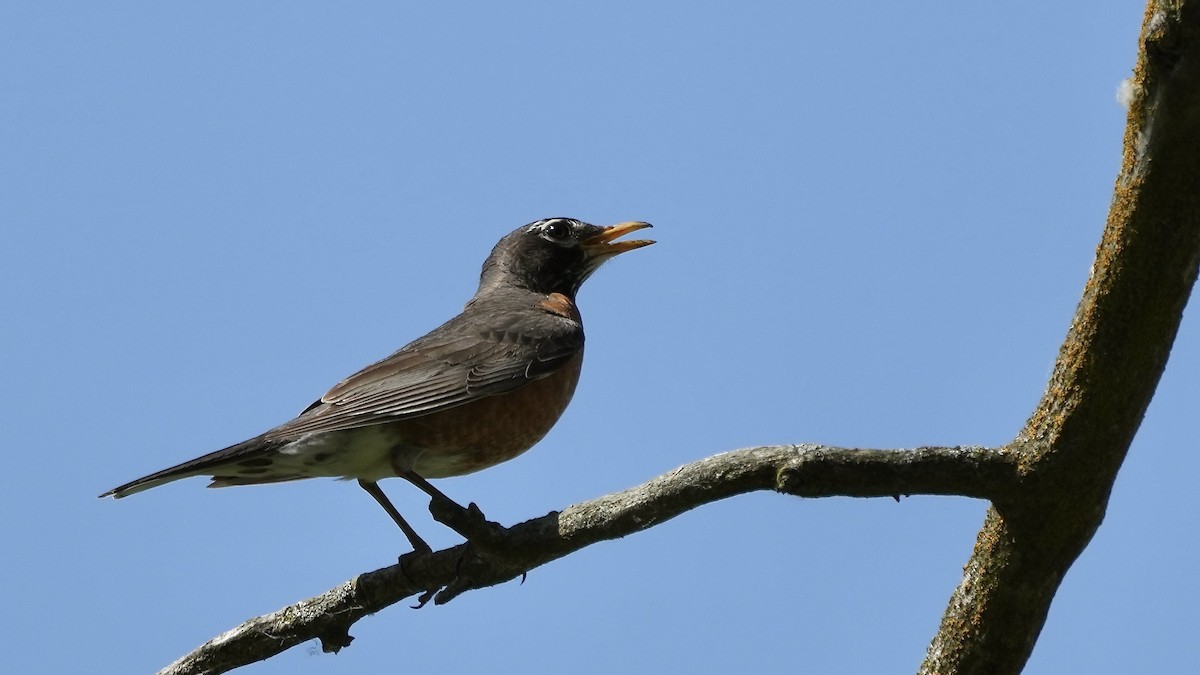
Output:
top-left (100, 218), bottom-right (653, 553)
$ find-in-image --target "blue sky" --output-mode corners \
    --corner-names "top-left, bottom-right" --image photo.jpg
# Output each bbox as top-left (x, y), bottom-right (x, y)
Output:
top-left (3, 3), bottom-right (1195, 673)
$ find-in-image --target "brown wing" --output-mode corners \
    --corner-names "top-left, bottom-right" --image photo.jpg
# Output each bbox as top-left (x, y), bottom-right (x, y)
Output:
top-left (98, 299), bottom-right (583, 499)
top-left (262, 306), bottom-right (583, 441)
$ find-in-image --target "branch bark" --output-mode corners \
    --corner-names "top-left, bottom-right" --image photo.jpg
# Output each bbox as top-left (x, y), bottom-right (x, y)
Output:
top-left (159, 444), bottom-right (1009, 675)
top-left (158, 3), bottom-right (1200, 674)
top-left (920, 2), bottom-right (1200, 672)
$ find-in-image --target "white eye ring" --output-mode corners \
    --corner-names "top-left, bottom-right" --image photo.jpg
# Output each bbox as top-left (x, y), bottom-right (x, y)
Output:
top-left (539, 219), bottom-right (572, 243)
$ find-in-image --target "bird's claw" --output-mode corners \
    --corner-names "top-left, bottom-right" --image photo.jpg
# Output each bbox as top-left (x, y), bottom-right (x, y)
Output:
top-left (428, 498), bottom-right (504, 546)
top-left (411, 588), bottom-right (438, 609)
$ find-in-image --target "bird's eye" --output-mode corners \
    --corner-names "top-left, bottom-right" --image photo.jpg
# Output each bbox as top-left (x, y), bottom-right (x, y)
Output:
top-left (540, 219), bottom-right (572, 243)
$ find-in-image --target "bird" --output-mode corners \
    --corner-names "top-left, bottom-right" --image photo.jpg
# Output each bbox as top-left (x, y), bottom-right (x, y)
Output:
top-left (100, 218), bottom-right (654, 553)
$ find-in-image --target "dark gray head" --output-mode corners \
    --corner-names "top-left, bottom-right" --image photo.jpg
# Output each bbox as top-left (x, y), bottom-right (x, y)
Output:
top-left (477, 218), bottom-right (654, 298)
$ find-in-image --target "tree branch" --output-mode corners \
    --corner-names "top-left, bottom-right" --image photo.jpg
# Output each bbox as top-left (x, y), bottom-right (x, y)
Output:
top-left (920, 3), bottom-right (1200, 673)
top-left (159, 444), bottom-right (1009, 675)
top-left (158, 4), bottom-right (1200, 674)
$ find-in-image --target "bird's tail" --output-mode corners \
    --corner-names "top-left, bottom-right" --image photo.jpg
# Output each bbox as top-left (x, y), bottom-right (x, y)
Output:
top-left (98, 436), bottom-right (280, 499)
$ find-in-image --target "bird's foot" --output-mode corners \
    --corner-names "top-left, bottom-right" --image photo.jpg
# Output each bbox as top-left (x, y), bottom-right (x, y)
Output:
top-left (397, 470), bottom-right (509, 551)
top-left (427, 498), bottom-right (507, 549)
top-left (412, 588), bottom-right (438, 609)
top-left (422, 544), bottom-right (527, 606)
top-left (396, 516), bottom-right (531, 607)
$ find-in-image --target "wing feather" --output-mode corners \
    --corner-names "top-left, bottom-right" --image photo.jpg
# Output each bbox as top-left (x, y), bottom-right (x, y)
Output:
top-left (264, 306), bottom-right (582, 440)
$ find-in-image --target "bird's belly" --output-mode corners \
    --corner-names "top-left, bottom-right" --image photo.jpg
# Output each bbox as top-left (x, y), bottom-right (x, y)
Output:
top-left (273, 427), bottom-right (399, 482)
top-left (269, 352), bottom-right (583, 481)
top-left (397, 352), bottom-right (584, 478)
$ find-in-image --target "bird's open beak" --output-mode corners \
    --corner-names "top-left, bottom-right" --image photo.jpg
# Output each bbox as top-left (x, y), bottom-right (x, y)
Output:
top-left (581, 221), bottom-right (655, 256)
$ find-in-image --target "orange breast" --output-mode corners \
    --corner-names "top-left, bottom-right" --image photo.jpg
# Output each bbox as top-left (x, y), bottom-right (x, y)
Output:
top-left (395, 350), bottom-right (584, 477)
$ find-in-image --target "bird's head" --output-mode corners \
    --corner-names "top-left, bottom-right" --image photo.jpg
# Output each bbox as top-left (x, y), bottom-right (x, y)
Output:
top-left (478, 218), bottom-right (654, 298)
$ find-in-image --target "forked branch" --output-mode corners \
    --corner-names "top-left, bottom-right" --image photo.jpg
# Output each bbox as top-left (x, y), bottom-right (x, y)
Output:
top-left (158, 3), bottom-right (1200, 674)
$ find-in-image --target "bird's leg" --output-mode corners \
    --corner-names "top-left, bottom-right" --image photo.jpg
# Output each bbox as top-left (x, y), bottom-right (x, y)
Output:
top-left (394, 469), bottom-right (502, 546)
top-left (358, 479), bottom-right (432, 554)
top-left (395, 469), bottom-right (476, 515)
